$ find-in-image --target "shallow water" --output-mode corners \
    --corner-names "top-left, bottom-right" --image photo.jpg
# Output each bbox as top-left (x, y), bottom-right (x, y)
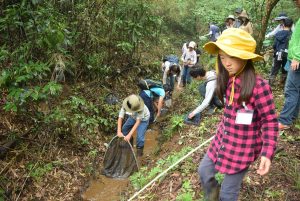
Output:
top-left (82, 128), bottom-right (159, 201)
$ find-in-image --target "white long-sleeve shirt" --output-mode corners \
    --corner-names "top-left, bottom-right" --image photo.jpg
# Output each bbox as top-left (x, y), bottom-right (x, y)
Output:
top-left (266, 24), bottom-right (283, 38)
top-left (266, 24), bottom-right (295, 38)
top-left (162, 61), bottom-right (182, 87)
top-left (192, 71), bottom-right (217, 114)
top-left (181, 50), bottom-right (197, 67)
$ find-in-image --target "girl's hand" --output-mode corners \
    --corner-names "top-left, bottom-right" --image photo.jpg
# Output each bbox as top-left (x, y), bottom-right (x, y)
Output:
top-left (257, 156), bottom-right (271, 176)
top-left (124, 134), bottom-right (132, 142)
top-left (291, 60), bottom-right (300, 71)
top-left (117, 131), bottom-right (124, 138)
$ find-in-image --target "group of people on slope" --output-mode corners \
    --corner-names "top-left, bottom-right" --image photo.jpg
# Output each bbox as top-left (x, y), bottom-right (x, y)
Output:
top-left (114, 1), bottom-right (300, 200)
top-left (206, 7), bottom-right (254, 44)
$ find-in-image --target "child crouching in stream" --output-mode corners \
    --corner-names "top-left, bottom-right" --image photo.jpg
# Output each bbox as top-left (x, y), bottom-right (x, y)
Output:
top-left (198, 28), bottom-right (279, 201)
top-left (117, 94), bottom-right (150, 157)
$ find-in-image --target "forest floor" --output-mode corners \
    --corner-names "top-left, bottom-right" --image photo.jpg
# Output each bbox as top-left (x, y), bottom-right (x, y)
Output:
top-left (1, 67), bottom-right (299, 201)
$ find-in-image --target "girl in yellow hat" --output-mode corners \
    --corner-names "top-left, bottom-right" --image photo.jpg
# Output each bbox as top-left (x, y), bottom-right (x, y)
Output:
top-left (198, 28), bottom-right (279, 201)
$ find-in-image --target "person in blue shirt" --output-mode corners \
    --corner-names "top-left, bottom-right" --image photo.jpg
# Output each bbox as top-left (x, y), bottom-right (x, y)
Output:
top-left (139, 84), bottom-right (165, 123)
top-left (208, 23), bottom-right (221, 42)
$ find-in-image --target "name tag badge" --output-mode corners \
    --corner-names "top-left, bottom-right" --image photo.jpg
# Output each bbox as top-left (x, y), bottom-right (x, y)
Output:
top-left (235, 110), bottom-right (254, 125)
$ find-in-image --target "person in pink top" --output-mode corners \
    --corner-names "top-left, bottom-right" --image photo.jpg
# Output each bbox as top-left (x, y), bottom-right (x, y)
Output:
top-left (198, 28), bottom-right (279, 201)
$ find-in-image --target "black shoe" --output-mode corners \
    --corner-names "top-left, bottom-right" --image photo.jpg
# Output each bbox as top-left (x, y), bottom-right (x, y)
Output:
top-left (207, 107), bottom-right (216, 115)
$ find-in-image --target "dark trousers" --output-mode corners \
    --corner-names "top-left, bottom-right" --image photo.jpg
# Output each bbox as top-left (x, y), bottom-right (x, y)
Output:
top-left (198, 154), bottom-right (248, 201)
top-left (270, 54), bottom-right (288, 84)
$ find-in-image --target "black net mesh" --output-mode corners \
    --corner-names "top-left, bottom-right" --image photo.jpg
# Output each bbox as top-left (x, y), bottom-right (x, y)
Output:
top-left (102, 136), bottom-right (139, 178)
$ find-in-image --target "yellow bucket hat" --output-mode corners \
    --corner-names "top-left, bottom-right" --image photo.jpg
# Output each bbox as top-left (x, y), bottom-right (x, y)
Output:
top-left (204, 28), bottom-right (263, 61)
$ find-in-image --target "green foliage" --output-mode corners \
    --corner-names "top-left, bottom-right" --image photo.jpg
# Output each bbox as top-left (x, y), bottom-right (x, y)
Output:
top-left (264, 188), bottom-right (283, 199)
top-left (284, 159), bottom-right (300, 191)
top-left (26, 162), bottom-right (53, 181)
top-left (170, 115), bottom-right (184, 130)
top-left (130, 146), bottom-right (192, 190)
top-left (162, 114), bottom-right (184, 139)
top-left (215, 172), bottom-right (225, 184)
top-left (84, 165), bottom-right (94, 174)
top-left (0, 61), bottom-right (62, 112)
top-left (176, 180), bottom-right (194, 201)
top-left (187, 80), bottom-right (201, 95)
top-left (0, 188), bottom-right (4, 201)
top-left (88, 149), bottom-right (98, 158)
top-left (84, 54), bottom-right (113, 80)
top-left (0, 45), bottom-right (9, 63)
top-left (46, 96), bottom-right (117, 137)
top-left (0, 0), bottom-right (163, 95)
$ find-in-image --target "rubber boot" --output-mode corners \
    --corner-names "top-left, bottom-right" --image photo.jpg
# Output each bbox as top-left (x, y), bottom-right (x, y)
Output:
top-left (207, 186), bottom-right (220, 201)
top-left (280, 74), bottom-right (287, 85)
top-left (204, 185), bottom-right (220, 201)
top-left (136, 147), bottom-right (144, 157)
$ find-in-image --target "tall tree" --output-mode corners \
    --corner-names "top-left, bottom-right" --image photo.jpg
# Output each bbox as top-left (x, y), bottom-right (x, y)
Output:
top-left (256, 0), bottom-right (281, 53)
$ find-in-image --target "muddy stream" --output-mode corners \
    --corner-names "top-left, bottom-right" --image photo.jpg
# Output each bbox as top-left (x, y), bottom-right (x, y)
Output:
top-left (82, 128), bottom-right (159, 201)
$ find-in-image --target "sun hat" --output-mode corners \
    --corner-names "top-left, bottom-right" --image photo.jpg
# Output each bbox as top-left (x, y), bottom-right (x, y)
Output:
top-left (238, 10), bottom-right (249, 20)
top-left (122, 94), bottom-right (144, 113)
top-left (188, 41), bottom-right (196, 48)
top-left (235, 8), bottom-right (243, 14)
top-left (226, 15), bottom-right (235, 21)
top-left (203, 28), bottom-right (263, 61)
top-left (274, 12), bottom-right (288, 21)
top-left (204, 28), bottom-right (263, 105)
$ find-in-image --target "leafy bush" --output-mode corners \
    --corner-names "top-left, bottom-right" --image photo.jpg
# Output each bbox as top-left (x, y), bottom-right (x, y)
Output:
top-left (0, 62), bottom-right (62, 112)
top-left (46, 96), bottom-right (118, 137)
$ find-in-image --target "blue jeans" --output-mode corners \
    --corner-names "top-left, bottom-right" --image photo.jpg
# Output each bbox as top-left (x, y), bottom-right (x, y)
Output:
top-left (182, 65), bottom-right (191, 86)
top-left (122, 117), bottom-right (149, 148)
top-left (198, 154), bottom-right (248, 201)
top-left (167, 74), bottom-right (175, 91)
top-left (279, 67), bottom-right (300, 125)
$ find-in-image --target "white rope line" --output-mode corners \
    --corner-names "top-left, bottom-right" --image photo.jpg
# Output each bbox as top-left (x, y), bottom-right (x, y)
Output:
top-left (128, 135), bottom-right (215, 201)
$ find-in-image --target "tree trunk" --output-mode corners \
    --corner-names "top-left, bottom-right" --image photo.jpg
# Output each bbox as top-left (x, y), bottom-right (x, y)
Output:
top-left (256, 0), bottom-right (281, 53)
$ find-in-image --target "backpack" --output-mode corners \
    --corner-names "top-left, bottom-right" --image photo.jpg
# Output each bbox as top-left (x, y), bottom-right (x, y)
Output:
top-left (163, 55), bottom-right (179, 65)
top-left (137, 79), bottom-right (163, 90)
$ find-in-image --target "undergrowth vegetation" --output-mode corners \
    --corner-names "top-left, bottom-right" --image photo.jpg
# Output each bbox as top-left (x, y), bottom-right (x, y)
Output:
top-left (0, 0), bottom-right (299, 200)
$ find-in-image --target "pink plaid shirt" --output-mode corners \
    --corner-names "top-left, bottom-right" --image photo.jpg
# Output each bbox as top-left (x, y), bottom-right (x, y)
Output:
top-left (207, 76), bottom-right (279, 174)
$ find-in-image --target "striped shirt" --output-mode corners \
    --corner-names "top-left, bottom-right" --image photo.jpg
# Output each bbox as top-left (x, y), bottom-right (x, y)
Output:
top-left (207, 76), bottom-right (279, 174)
